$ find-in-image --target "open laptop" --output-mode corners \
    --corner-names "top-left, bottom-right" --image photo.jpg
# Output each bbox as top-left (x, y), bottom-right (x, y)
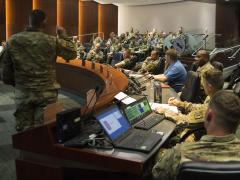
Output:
top-left (94, 105), bottom-right (163, 153)
top-left (123, 97), bottom-right (165, 130)
top-left (56, 107), bottom-right (102, 147)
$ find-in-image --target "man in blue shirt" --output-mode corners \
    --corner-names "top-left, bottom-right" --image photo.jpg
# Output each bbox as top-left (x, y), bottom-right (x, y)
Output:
top-left (153, 49), bottom-right (187, 92)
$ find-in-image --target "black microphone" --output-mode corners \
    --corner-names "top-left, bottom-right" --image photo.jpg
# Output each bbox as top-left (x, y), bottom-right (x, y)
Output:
top-left (81, 86), bottom-right (103, 125)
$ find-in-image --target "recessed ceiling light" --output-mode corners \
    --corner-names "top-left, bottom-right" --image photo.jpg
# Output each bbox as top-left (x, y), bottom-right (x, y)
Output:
top-left (225, 0), bottom-right (230, 2)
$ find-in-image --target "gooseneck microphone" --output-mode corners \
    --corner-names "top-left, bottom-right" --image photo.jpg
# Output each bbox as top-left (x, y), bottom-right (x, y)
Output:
top-left (81, 86), bottom-right (103, 124)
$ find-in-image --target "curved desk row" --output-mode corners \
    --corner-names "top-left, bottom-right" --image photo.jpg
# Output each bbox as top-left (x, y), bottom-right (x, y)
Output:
top-left (12, 58), bottom-right (176, 180)
top-left (56, 58), bottom-right (129, 112)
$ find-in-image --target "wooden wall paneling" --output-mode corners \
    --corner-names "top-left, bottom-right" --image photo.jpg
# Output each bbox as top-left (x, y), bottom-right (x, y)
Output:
top-left (6, 0), bottom-right (32, 39)
top-left (57, 0), bottom-right (78, 37)
top-left (0, 0), bottom-right (5, 41)
top-left (98, 4), bottom-right (118, 40)
top-left (79, 1), bottom-right (98, 43)
top-left (33, 0), bottom-right (57, 35)
top-left (215, 2), bottom-right (240, 47)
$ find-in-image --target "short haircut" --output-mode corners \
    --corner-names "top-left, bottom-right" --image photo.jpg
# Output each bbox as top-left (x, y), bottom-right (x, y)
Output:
top-left (151, 50), bottom-right (159, 57)
top-left (29, 9), bottom-right (46, 27)
top-left (209, 90), bottom-right (240, 133)
top-left (197, 50), bottom-right (210, 61)
top-left (125, 49), bottom-right (131, 55)
top-left (211, 61), bottom-right (224, 72)
top-left (203, 69), bottom-right (224, 90)
top-left (165, 49), bottom-right (178, 61)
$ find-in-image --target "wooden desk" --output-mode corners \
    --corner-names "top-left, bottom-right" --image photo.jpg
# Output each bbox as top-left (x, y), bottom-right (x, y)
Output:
top-left (56, 58), bottom-right (128, 112)
top-left (12, 60), bottom-right (176, 180)
top-left (13, 119), bottom-right (175, 180)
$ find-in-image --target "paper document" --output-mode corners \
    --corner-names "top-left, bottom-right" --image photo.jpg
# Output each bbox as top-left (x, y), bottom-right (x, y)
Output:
top-left (129, 74), bottom-right (144, 78)
top-left (121, 97), bottom-right (136, 105)
top-left (114, 92), bottom-right (128, 101)
top-left (150, 103), bottom-right (178, 113)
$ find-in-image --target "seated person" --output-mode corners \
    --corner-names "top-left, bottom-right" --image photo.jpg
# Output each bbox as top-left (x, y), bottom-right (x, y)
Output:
top-left (114, 49), bottom-right (136, 70)
top-left (153, 49), bottom-right (187, 92)
top-left (152, 90), bottom-right (240, 180)
top-left (76, 41), bottom-right (86, 60)
top-left (138, 50), bottom-right (160, 74)
top-left (155, 69), bottom-right (224, 142)
top-left (86, 43), bottom-right (104, 63)
top-left (193, 50), bottom-right (214, 101)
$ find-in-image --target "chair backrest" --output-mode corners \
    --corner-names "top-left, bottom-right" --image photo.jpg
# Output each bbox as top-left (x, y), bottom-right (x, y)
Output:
top-left (180, 71), bottom-right (201, 103)
top-left (177, 161), bottom-right (240, 180)
top-left (111, 52), bottom-right (123, 66)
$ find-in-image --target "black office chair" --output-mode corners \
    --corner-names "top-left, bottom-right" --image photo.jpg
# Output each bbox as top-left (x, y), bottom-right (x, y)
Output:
top-left (180, 71), bottom-right (201, 103)
top-left (177, 161), bottom-right (240, 180)
top-left (179, 122), bottom-right (205, 142)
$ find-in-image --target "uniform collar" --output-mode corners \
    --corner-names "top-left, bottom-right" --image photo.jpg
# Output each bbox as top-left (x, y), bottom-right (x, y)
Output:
top-left (197, 62), bottom-right (211, 72)
top-left (200, 134), bottom-right (237, 143)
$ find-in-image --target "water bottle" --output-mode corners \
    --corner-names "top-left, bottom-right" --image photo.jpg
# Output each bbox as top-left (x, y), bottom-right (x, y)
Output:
top-left (153, 81), bottom-right (162, 103)
top-left (148, 79), bottom-right (155, 103)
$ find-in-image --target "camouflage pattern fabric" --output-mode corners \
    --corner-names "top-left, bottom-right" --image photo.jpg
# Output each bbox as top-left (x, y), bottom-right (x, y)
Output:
top-left (14, 89), bottom-right (58, 132)
top-left (165, 96), bottom-right (211, 124)
top-left (139, 57), bottom-right (159, 74)
top-left (86, 49), bottom-right (104, 63)
top-left (1, 29), bottom-right (77, 132)
top-left (152, 134), bottom-right (240, 180)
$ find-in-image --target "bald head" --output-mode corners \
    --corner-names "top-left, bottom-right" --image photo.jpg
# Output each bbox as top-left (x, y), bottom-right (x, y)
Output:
top-left (195, 50), bottom-right (210, 66)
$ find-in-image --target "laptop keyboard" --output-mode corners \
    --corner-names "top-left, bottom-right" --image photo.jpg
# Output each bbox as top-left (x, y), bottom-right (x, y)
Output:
top-left (118, 130), bottom-right (163, 151)
top-left (135, 114), bottom-right (165, 130)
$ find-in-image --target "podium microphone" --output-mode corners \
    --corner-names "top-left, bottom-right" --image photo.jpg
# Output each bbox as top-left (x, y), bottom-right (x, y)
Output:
top-left (81, 86), bottom-right (103, 124)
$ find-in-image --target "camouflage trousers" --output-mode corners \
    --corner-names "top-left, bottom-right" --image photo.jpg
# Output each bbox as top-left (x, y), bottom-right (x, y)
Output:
top-left (14, 89), bottom-right (58, 132)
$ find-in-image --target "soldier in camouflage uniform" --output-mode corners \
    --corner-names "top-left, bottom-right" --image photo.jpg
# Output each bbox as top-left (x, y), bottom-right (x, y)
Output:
top-left (194, 50), bottom-right (214, 101)
top-left (86, 43), bottom-right (104, 63)
top-left (139, 50), bottom-right (159, 74)
top-left (1, 10), bottom-right (77, 132)
top-left (114, 49), bottom-right (136, 70)
top-left (155, 69), bottom-right (224, 142)
top-left (152, 90), bottom-right (240, 180)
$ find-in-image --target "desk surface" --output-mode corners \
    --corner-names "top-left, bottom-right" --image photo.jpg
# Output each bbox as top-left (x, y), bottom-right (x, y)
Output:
top-left (13, 119), bottom-right (175, 176)
top-left (12, 61), bottom-right (177, 179)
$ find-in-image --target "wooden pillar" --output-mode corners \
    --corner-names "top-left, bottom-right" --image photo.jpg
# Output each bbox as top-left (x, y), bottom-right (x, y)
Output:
top-left (6, 0), bottom-right (32, 39)
top-left (33, 0), bottom-right (57, 35)
top-left (0, 0), bottom-right (6, 41)
top-left (57, 0), bottom-right (78, 37)
top-left (98, 4), bottom-right (118, 40)
top-left (79, 0), bottom-right (98, 43)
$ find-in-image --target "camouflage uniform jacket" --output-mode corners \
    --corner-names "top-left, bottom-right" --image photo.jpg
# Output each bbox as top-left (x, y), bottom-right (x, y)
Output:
top-left (87, 49), bottom-right (104, 63)
top-left (1, 28), bottom-right (77, 91)
top-left (152, 134), bottom-right (240, 180)
top-left (197, 62), bottom-right (214, 89)
top-left (165, 96), bottom-right (210, 124)
top-left (119, 57), bottom-right (135, 69)
top-left (140, 57), bottom-right (159, 74)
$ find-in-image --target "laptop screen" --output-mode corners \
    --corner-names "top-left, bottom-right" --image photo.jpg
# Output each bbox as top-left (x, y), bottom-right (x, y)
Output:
top-left (124, 97), bottom-right (151, 124)
top-left (95, 106), bottom-right (131, 141)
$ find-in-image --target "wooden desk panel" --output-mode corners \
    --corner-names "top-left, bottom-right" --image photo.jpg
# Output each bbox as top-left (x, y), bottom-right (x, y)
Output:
top-left (56, 58), bottom-right (128, 112)
top-left (12, 119), bottom-right (175, 178)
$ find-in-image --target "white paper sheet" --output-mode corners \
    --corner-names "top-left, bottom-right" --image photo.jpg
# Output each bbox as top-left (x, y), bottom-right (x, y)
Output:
top-left (114, 92), bottom-right (128, 101)
top-left (121, 97), bottom-right (136, 105)
top-left (150, 103), bottom-right (178, 113)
